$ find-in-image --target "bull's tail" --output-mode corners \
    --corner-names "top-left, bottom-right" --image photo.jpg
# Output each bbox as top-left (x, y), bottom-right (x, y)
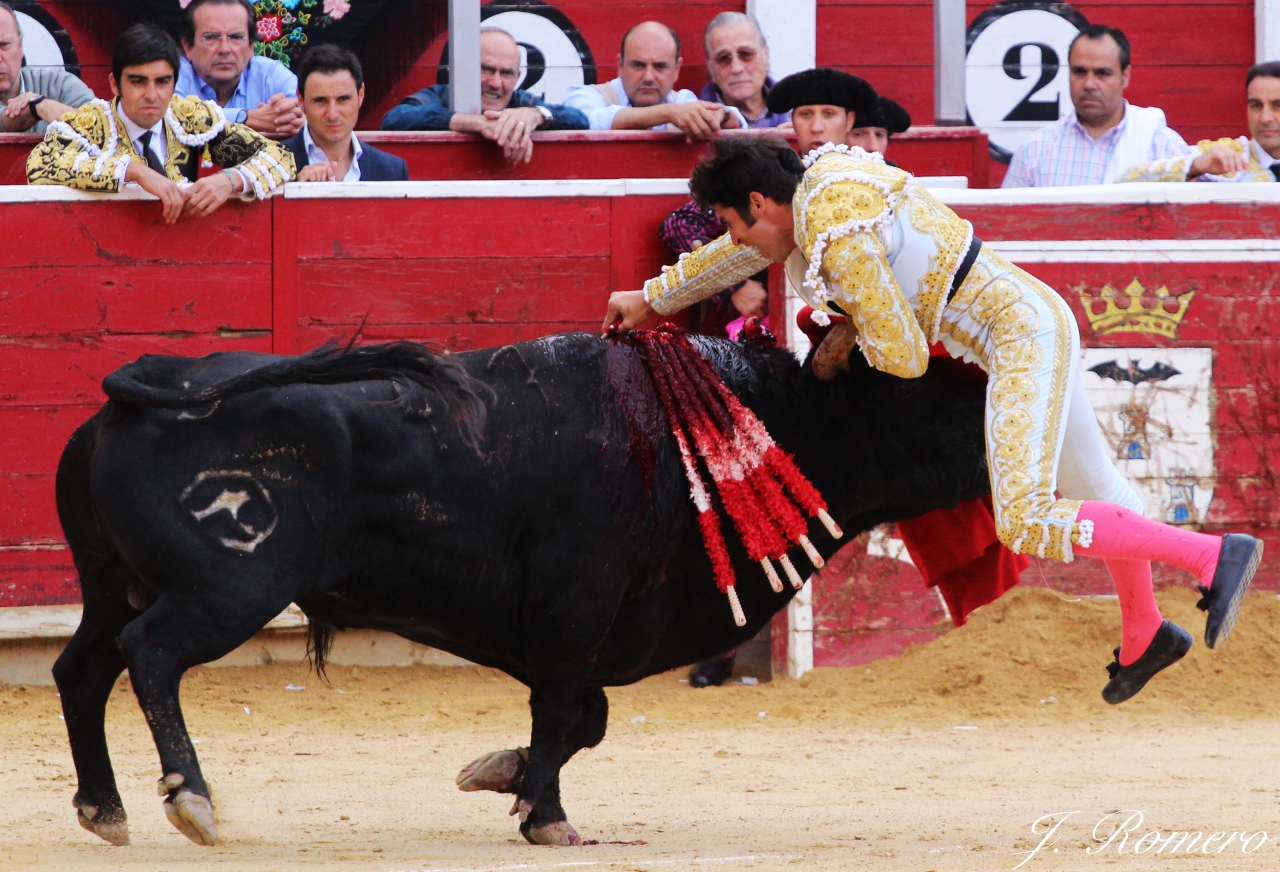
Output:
top-left (305, 618), bottom-right (335, 682)
top-left (102, 341), bottom-right (488, 451)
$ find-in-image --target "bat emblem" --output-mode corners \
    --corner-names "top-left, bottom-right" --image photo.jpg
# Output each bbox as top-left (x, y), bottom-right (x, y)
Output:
top-left (1088, 360), bottom-right (1181, 385)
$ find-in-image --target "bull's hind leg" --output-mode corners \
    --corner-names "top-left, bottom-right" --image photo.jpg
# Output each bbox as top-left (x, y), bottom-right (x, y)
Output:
top-left (116, 591), bottom-right (293, 846)
top-left (52, 577), bottom-right (139, 846)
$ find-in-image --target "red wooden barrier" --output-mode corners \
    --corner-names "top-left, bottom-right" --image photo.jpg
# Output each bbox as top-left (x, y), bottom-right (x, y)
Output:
top-left (0, 127), bottom-right (989, 190)
top-left (1, 183), bottom-right (1276, 680)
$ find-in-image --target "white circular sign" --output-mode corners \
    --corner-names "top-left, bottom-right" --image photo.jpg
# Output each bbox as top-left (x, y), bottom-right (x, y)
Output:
top-left (966, 8), bottom-right (1083, 159)
top-left (483, 10), bottom-right (587, 104)
top-left (15, 10), bottom-right (65, 70)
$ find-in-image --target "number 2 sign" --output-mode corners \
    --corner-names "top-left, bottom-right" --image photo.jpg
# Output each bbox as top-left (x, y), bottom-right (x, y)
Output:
top-left (965, 2), bottom-right (1089, 162)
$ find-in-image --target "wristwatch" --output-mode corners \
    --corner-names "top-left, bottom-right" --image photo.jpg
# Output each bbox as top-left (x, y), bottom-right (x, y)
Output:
top-left (27, 94), bottom-right (44, 113)
top-left (535, 104), bottom-right (553, 126)
top-left (233, 108), bottom-right (248, 124)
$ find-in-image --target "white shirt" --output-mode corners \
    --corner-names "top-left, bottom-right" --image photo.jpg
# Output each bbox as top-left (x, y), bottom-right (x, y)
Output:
top-left (562, 77), bottom-right (747, 131)
top-left (302, 124), bottom-right (363, 182)
top-left (118, 106), bottom-right (168, 166)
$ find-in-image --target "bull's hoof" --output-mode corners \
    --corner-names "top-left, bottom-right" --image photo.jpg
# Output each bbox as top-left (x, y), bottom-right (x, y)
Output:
top-left (522, 819), bottom-right (582, 846)
top-left (163, 789), bottom-right (218, 846)
top-left (75, 801), bottom-right (130, 846)
top-left (457, 747), bottom-right (528, 793)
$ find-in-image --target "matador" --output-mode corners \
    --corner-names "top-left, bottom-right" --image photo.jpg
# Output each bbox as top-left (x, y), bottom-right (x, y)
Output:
top-left (603, 136), bottom-right (1262, 703)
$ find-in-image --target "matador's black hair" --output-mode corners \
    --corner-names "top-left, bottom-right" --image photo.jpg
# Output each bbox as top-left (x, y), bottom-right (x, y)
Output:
top-left (688, 136), bottom-right (804, 225)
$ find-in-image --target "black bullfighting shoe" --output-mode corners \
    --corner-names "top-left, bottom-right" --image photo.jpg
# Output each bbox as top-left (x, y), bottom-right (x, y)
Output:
top-left (1197, 533), bottom-right (1264, 649)
top-left (1102, 621), bottom-right (1193, 705)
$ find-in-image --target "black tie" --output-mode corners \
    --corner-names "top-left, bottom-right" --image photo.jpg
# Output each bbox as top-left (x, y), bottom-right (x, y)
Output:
top-left (138, 130), bottom-right (166, 175)
top-left (1272, 164), bottom-right (1280, 182)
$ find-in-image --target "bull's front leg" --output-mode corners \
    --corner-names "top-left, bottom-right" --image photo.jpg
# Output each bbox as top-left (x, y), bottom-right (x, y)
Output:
top-left (513, 680), bottom-right (596, 846)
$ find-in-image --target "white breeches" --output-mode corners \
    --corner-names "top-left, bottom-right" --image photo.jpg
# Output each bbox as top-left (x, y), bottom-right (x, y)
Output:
top-left (939, 249), bottom-right (1142, 562)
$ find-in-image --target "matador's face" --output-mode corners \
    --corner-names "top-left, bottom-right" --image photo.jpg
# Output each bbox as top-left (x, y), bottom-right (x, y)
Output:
top-left (717, 195), bottom-right (797, 262)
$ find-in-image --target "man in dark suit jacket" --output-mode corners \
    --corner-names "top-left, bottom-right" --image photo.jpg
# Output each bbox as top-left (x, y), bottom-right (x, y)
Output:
top-left (285, 43), bottom-right (408, 182)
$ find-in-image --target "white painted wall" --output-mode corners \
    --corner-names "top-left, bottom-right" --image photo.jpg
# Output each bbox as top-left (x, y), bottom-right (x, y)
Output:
top-left (786, 579), bottom-right (813, 679)
top-left (747, 0), bottom-right (816, 80)
top-left (1260, 0), bottom-right (1280, 62)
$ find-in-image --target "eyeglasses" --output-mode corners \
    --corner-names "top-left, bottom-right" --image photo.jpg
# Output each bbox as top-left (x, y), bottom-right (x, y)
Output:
top-left (198, 32), bottom-right (250, 47)
top-left (480, 63), bottom-right (518, 81)
top-left (712, 49), bottom-right (760, 67)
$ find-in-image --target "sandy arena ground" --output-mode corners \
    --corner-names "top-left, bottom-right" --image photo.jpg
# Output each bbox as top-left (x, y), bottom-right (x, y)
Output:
top-left (3, 586), bottom-right (1280, 871)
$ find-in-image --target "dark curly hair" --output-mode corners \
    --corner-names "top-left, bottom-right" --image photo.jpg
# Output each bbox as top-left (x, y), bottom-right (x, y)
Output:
top-left (688, 136), bottom-right (803, 225)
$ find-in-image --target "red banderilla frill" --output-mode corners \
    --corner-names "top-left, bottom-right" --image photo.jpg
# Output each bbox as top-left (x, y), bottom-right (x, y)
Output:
top-left (612, 325), bottom-right (843, 626)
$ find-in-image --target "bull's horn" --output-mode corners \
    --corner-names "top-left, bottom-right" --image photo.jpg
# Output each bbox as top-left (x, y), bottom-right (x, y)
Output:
top-left (811, 323), bottom-right (858, 381)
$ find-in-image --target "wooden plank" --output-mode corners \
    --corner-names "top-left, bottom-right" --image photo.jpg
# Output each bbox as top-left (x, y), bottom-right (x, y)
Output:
top-left (0, 474), bottom-right (63, 543)
top-left (272, 196), bottom-right (300, 355)
top-left (0, 265), bottom-right (271, 334)
top-left (291, 198), bottom-right (613, 260)
top-left (0, 406), bottom-right (99, 476)
top-left (296, 257), bottom-right (613, 325)
top-left (958, 203), bottom-right (1280, 240)
top-left (0, 553), bottom-right (79, 608)
top-left (0, 333), bottom-right (273, 407)
top-left (0, 201), bottom-right (272, 269)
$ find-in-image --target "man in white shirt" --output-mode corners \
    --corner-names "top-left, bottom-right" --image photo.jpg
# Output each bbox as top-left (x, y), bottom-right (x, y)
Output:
top-left (1003, 24), bottom-right (1187, 187)
top-left (563, 21), bottom-right (744, 139)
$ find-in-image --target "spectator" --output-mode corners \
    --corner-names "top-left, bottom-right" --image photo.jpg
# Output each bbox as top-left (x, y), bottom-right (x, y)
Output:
top-left (847, 95), bottom-right (911, 162)
top-left (285, 45), bottom-right (407, 182)
top-left (766, 67), bottom-right (877, 156)
top-left (1003, 25), bottom-right (1187, 187)
top-left (563, 21), bottom-right (745, 138)
top-left (0, 1), bottom-right (93, 133)
top-left (1121, 61), bottom-right (1280, 182)
top-left (176, 0), bottom-right (302, 140)
top-left (701, 12), bottom-right (788, 128)
top-left (381, 27), bottom-right (585, 165)
top-left (28, 24), bottom-right (294, 223)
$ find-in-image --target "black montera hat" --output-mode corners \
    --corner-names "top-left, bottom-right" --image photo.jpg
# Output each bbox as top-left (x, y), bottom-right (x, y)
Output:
top-left (853, 96), bottom-right (912, 135)
top-left (765, 68), bottom-right (878, 116)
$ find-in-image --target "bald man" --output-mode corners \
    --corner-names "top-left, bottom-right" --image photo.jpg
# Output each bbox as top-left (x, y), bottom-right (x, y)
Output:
top-left (382, 26), bottom-right (587, 164)
top-left (563, 20), bottom-right (744, 140)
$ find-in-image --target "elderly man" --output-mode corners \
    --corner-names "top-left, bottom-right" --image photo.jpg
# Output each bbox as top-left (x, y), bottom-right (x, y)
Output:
top-left (285, 44), bottom-right (407, 182)
top-left (847, 95), bottom-right (911, 160)
top-left (700, 12), bottom-right (788, 129)
top-left (381, 27), bottom-right (585, 165)
top-left (563, 21), bottom-right (745, 138)
top-left (176, 0), bottom-right (302, 140)
top-left (1003, 25), bottom-right (1187, 187)
top-left (0, 1), bottom-right (93, 133)
top-left (28, 24), bottom-right (293, 223)
top-left (1121, 61), bottom-right (1280, 182)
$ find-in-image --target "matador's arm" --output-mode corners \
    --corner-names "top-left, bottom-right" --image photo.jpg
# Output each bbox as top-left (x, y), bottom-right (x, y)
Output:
top-left (173, 96), bottom-right (294, 197)
top-left (802, 179), bottom-right (929, 379)
top-left (642, 232), bottom-right (772, 316)
top-left (27, 99), bottom-right (133, 191)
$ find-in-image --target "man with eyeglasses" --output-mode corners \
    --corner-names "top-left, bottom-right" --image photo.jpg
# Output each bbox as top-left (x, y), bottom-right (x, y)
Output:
top-left (700, 12), bottom-right (788, 129)
top-left (0, 1), bottom-right (94, 133)
top-left (563, 21), bottom-right (745, 139)
top-left (176, 0), bottom-right (302, 141)
top-left (381, 27), bottom-right (586, 165)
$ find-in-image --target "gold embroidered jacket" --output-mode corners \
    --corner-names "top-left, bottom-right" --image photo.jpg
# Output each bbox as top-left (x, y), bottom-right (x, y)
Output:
top-left (27, 96), bottom-right (294, 196)
top-left (1118, 136), bottom-right (1275, 184)
top-left (643, 145), bottom-right (972, 379)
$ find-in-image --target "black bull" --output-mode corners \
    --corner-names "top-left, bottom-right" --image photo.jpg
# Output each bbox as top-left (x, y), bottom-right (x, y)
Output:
top-left (52, 332), bottom-right (988, 847)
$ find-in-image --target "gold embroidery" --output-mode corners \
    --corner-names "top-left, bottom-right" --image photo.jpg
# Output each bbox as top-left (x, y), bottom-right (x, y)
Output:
top-left (821, 232), bottom-right (929, 378)
top-left (906, 184), bottom-right (972, 342)
top-left (644, 232), bottom-right (771, 316)
top-left (1119, 135), bottom-right (1275, 184)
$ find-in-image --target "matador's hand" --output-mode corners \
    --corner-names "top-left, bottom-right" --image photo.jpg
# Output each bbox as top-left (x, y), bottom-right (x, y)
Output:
top-left (602, 290), bottom-right (655, 336)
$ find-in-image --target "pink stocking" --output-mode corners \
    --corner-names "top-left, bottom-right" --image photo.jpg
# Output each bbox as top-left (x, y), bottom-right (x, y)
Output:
top-left (1075, 501), bottom-right (1221, 584)
top-left (1075, 501), bottom-right (1222, 665)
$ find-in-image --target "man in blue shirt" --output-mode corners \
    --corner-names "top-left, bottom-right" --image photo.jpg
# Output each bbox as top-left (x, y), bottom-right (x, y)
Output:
top-left (176, 0), bottom-right (302, 140)
top-left (381, 27), bottom-right (586, 165)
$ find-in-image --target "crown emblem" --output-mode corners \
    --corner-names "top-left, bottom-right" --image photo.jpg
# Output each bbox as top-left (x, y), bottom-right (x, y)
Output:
top-left (1078, 280), bottom-right (1194, 339)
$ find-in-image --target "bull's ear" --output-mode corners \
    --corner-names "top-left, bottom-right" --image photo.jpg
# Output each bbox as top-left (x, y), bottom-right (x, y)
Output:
top-left (812, 323), bottom-right (857, 380)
